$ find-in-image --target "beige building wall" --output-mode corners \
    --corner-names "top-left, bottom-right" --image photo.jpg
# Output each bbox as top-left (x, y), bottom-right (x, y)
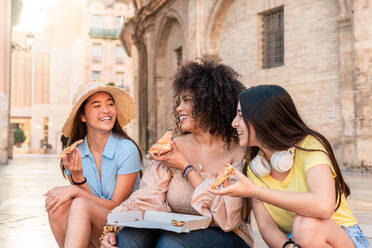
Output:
top-left (34, 51), bottom-right (50, 105)
top-left (125, 0), bottom-right (372, 169)
top-left (10, 33), bottom-right (32, 109)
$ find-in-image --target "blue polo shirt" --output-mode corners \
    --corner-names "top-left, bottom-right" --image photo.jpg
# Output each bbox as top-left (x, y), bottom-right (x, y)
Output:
top-left (65, 132), bottom-right (142, 200)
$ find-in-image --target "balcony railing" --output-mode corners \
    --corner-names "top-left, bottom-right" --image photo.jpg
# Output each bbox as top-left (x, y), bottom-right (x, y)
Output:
top-left (115, 57), bottom-right (125, 64)
top-left (89, 28), bottom-right (119, 39)
top-left (92, 56), bottom-right (101, 63)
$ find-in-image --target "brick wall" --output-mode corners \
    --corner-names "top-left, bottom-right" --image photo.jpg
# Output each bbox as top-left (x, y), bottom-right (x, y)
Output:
top-left (218, 0), bottom-right (343, 153)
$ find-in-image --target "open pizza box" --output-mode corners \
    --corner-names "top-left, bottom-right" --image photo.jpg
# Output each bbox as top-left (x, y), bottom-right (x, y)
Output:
top-left (107, 210), bottom-right (212, 233)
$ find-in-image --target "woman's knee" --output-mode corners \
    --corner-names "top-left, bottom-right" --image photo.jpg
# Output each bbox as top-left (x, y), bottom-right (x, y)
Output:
top-left (47, 199), bottom-right (72, 221)
top-left (69, 197), bottom-right (90, 213)
top-left (292, 215), bottom-right (322, 246)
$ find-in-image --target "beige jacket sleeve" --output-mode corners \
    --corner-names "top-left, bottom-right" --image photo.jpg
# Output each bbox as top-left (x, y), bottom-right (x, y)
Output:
top-left (191, 164), bottom-right (243, 232)
top-left (112, 160), bottom-right (172, 213)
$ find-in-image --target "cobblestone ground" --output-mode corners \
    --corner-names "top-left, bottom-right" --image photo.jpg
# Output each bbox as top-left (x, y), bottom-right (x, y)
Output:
top-left (0, 154), bottom-right (371, 247)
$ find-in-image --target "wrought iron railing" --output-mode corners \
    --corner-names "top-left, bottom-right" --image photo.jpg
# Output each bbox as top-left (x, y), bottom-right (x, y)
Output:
top-left (89, 28), bottom-right (119, 39)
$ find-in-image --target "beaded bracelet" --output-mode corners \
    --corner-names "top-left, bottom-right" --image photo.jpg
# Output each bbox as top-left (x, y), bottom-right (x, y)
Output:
top-left (70, 175), bottom-right (87, 185)
top-left (99, 225), bottom-right (121, 243)
top-left (182, 165), bottom-right (196, 178)
top-left (282, 239), bottom-right (295, 248)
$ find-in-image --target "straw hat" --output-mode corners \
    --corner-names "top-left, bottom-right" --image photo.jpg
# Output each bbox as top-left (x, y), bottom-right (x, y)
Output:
top-left (61, 82), bottom-right (135, 137)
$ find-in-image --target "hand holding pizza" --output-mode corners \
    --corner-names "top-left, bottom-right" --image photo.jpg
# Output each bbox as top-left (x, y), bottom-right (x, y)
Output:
top-left (211, 164), bottom-right (235, 189)
top-left (148, 130), bottom-right (173, 156)
top-left (151, 140), bottom-right (189, 170)
top-left (63, 148), bottom-right (83, 180)
top-left (208, 168), bottom-right (258, 198)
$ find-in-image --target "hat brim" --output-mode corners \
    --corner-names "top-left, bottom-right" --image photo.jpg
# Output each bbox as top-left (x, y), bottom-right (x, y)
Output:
top-left (61, 86), bottom-right (135, 137)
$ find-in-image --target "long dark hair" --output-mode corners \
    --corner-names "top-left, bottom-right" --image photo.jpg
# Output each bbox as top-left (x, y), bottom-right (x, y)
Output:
top-left (239, 85), bottom-right (350, 210)
top-left (60, 93), bottom-right (143, 178)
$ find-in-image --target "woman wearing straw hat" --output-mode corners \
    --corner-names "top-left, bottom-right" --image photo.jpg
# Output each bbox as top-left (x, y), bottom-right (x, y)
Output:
top-left (44, 82), bottom-right (142, 248)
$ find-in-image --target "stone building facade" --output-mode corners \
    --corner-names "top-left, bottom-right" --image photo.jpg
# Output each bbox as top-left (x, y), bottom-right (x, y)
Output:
top-left (121, 0), bottom-right (372, 169)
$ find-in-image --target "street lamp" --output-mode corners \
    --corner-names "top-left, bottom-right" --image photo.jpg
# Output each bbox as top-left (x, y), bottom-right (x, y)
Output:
top-left (25, 32), bottom-right (34, 50)
top-left (11, 32), bottom-right (34, 52)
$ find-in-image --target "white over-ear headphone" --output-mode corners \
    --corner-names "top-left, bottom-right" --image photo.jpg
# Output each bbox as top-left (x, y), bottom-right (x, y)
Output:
top-left (251, 147), bottom-right (295, 177)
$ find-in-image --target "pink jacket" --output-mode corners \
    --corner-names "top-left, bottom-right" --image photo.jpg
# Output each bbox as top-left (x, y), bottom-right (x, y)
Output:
top-left (112, 160), bottom-right (254, 247)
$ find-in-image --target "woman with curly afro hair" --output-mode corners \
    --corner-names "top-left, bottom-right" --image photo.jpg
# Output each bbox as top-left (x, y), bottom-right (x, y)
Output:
top-left (100, 59), bottom-right (253, 248)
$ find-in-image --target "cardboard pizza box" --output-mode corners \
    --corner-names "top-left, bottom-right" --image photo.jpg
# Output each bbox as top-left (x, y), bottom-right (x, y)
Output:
top-left (107, 210), bottom-right (212, 233)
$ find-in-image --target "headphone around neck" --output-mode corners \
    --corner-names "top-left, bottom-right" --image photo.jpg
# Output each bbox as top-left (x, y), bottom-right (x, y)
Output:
top-left (251, 147), bottom-right (295, 177)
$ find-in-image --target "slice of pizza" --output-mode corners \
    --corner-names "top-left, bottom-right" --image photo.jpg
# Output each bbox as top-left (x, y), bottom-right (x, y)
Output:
top-left (210, 164), bottom-right (235, 189)
top-left (148, 129), bottom-right (173, 156)
top-left (57, 139), bottom-right (84, 159)
top-left (171, 219), bottom-right (185, 227)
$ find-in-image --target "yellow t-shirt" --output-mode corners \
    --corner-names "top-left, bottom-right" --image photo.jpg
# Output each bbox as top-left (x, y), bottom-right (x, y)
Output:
top-left (246, 135), bottom-right (358, 234)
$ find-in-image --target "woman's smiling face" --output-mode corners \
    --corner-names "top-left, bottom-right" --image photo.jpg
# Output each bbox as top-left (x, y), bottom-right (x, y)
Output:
top-left (176, 90), bottom-right (197, 132)
top-left (81, 91), bottom-right (117, 133)
top-left (231, 101), bottom-right (258, 147)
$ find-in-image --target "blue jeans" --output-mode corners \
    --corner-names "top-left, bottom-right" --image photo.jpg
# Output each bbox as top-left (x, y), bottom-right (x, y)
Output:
top-left (342, 225), bottom-right (370, 248)
top-left (116, 227), bottom-right (250, 248)
top-left (287, 224), bottom-right (369, 248)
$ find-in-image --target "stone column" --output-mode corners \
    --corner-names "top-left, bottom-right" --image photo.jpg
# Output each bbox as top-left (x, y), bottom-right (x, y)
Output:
top-left (353, 0), bottom-right (372, 168)
top-left (0, 94), bottom-right (9, 165)
top-left (0, 0), bottom-right (12, 165)
top-left (144, 26), bottom-right (158, 147)
top-left (337, 0), bottom-right (372, 169)
top-left (338, 11), bottom-right (357, 168)
top-left (136, 39), bottom-right (150, 152)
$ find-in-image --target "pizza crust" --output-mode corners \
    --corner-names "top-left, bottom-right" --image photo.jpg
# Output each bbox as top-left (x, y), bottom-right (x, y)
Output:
top-left (148, 130), bottom-right (173, 156)
top-left (57, 139), bottom-right (84, 159)
top-left (210, 164), bottom-right (234, 189)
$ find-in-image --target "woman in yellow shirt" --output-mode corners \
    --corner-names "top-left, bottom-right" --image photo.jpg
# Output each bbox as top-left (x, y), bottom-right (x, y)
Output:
top-left (211, 85), bottom-right (369, 248)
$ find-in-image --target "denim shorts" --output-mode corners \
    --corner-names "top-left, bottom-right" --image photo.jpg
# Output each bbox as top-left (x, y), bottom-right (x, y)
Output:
top-left (342, 224), bottom-right (370, 248)
top-left (286, 224), bottom-right (369, 248)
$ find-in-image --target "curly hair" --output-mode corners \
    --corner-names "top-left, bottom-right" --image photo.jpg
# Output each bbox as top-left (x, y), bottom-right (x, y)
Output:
top-left (172, 59), bottom-right (246, 148)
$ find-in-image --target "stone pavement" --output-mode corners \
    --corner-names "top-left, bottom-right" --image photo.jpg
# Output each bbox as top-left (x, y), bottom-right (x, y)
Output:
top-left (0, 154), bottom-right (371, 248)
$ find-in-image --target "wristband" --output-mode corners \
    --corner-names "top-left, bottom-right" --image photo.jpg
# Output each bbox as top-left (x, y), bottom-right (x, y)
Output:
top-left (99, 225), bottom-right (120, 243)
top-left (71, 175), bottom-right (87, 185)
top-left (182, 165), bottom-right (196, 178)
top-left (282, 239), bottom-right (295, 248)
